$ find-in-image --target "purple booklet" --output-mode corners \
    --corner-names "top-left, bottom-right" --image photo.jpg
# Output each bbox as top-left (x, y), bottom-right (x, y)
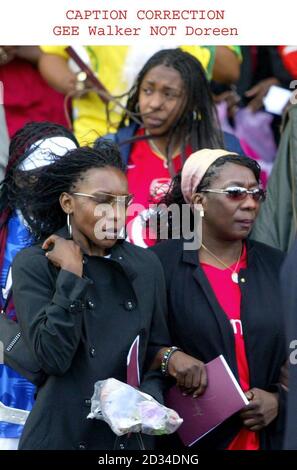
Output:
top-left (126, 335), bottom-right (140, 388)
top-left (165, 355), bottom-right (249, 446)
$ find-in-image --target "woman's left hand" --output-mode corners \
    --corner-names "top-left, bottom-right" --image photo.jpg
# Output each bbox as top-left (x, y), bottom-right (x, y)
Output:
top-left (239, 388), bottom-right (279, 431)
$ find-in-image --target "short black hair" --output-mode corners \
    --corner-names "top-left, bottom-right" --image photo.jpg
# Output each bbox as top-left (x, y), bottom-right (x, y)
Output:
top-left (196, 154), bottom-right (261, 191)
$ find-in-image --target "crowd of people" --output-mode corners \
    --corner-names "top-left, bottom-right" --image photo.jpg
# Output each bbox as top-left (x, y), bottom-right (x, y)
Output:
top-left (0, 44), bottom-right (297, 451)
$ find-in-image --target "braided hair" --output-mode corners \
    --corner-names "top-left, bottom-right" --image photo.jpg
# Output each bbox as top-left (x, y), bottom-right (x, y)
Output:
top-left (0, 121), bottom-right (78, 271)
top-left (13, 142), bottom-right (124, 241)
top-left (117, 48), bottom-right (224, 170)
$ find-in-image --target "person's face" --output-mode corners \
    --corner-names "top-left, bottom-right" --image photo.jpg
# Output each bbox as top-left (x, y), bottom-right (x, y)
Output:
top-left (197, 163), bottom-right (262, 241)
top-left (60, 167), bottom-right (129, 252)
top-left (138, 64), bottom-right (186, 136)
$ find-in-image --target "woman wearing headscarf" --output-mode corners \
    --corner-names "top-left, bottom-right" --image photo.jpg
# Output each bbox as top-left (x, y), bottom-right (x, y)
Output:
top-left (151, 149), bottom-right (287, 449)
top-left (0, 122), bottom-right (78, 449)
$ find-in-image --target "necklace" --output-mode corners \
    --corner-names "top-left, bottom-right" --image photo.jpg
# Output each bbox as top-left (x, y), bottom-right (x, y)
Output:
top-left (201, 243), bottom-right (242, 284)
top-left (145, 131), bottom-right (181, 169)
top-left (148, 139), bottom-right (168, 167)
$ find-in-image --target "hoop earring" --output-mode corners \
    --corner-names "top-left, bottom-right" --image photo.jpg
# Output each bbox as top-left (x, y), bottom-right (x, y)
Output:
top-left (67, 213), bottom-right (73, 239)
top-left (118, 226), bottom-right (126, 240)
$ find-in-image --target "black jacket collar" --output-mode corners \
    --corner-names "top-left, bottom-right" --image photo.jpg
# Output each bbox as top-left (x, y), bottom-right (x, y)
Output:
top-left (54, 226), bottom-right (137, 281)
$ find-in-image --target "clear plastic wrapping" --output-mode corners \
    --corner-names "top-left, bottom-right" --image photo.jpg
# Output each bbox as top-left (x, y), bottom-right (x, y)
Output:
top-left (87, 378), bottom-right (182, 436)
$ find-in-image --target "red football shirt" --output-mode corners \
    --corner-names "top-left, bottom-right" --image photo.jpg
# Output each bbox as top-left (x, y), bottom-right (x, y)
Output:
top-left (201, 244), bottom-right (260, 450)
top-left (126, 128), bottom-right (191, 247)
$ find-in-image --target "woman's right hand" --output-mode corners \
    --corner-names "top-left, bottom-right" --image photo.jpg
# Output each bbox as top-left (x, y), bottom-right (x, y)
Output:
top-left (42, 235), bottom-right (83, 277)
top-left (245, 77), bottom-right (280, 112)
top-left (167, 351), bottom-right (207, 398)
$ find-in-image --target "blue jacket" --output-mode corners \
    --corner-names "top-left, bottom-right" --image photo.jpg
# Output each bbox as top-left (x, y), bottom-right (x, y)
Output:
top-left (0, 212), bottom-right (35, 439)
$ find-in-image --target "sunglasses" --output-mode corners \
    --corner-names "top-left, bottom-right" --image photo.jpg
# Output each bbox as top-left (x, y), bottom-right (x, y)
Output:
top-left (71, 191), bottom-right (134, 207)
top-left (200, 186), bottom-right (266, 202)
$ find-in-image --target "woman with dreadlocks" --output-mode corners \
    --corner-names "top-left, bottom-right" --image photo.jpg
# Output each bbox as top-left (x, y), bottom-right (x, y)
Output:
top-left (95, 48), bottom-right (242, 247)
top-left (10, 142), bottom-right (172, 450)
top-left (0, 121), bottom-right (78, 449)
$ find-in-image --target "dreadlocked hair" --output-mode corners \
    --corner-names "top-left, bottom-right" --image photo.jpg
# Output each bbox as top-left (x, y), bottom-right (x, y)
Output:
top-left (12, 142), bottom-right (125, 241)
top-left (0, 121), bottom-right (78, 218)
top-left (117, 48), bottom-right (224, 171)
top-left (0, 121), bottom-right (78, 272)
top-left (157, 154), bottom-right (261, 239)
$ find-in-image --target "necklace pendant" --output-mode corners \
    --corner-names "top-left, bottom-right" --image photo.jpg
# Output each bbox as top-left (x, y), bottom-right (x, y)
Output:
top-left (231, 272), bottom-right (239, 284)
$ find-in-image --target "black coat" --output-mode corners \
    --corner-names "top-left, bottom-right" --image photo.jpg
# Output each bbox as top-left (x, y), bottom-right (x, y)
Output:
top-left (12, 228), bottom-right (171, 450)
top-left (280, 239), bottom-right (297, 449)
top-left (151, 238), bottom-right (287, 449)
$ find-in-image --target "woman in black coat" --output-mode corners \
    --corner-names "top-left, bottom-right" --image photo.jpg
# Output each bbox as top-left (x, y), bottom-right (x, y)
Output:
top-left (11, 142), bottom-right (171, 450)
top-left (152, 149), bottom-right (287, 450)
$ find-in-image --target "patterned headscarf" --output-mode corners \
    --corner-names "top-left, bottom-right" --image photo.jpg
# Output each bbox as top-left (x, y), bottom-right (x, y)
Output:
top-left (181, 148), bottom-right (238, 203)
